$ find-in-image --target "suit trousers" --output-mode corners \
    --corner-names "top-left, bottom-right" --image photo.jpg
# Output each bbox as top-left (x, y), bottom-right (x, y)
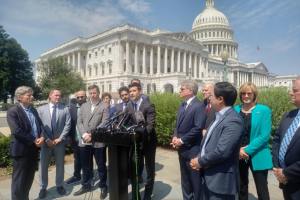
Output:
top-left (39, 143), bottom-right (65, 189)
top-left (239, 159), bottom-right (270, 200)
top-left (80, 146), bottom-right (107, 189)
top-left (282, 186), bottom-right (300, 200)
top-left (141, 139), bottom-right (156, 200)
top-left (11, 149), bottom-right (38, 200)
top-left (178, 154), bottom-right (201, 200)
top-left (71, 140), bottom-right (81, 178)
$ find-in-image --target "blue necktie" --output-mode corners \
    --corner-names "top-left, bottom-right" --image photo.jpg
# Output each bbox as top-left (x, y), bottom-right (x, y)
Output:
top-left (51, 105), bottom-right (57, 136)
top-left (279, 111), bottom-right (300, 168)
top-left (25, 108), bottom-right (37, 138)
top-left (133, 103), bottom-right (137, 111)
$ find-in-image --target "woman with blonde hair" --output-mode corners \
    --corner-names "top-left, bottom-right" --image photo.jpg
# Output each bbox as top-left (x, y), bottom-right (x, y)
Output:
top-left (234, 82), bottom-right (273, 200)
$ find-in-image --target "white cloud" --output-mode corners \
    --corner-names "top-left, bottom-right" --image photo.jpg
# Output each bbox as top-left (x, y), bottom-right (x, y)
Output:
top-left (118, 0), bottom-right (151, 14)
top-left (0, 0), bottom-right (128, 38)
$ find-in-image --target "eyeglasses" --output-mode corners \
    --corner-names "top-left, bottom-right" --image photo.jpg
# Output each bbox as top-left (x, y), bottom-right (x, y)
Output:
top-left (241, 92), bottom-right (253, 96)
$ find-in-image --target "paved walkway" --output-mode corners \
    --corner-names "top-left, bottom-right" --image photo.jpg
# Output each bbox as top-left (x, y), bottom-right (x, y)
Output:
top-left (0, 147), bottom-right (283, 200)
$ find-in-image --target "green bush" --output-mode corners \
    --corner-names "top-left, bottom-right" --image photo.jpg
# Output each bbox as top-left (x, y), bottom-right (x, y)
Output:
top-left (0, 136), bottom-right (12, 167)
top-left (151, 87), bottom-right (293, 146)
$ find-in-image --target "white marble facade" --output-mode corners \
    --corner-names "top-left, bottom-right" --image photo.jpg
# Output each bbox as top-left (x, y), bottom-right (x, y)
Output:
top-left (35, 0), bottom-right (270, 94)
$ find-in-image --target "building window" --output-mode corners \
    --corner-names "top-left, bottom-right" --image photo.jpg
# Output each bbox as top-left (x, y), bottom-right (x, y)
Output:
top-left (101, 49), bottom-right (104, 56)
top-left (89, 67), bottom-right (92, 77)
top-left (102, 64), bottom-right (105, 75)
top-left (89, 54), bottom-right (91, 59)
top-left (95, 52), bottom-right (97, 57)
top-left (108, 48), bottom-right (111, 53)
top-left (109, 62), bottom-right (112, 74)
top-left (109, 84), bottom-right (112, 92)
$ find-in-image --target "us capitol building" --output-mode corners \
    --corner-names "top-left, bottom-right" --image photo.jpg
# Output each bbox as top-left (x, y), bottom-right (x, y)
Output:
top-left (35, 0), bottom-right (271, 94)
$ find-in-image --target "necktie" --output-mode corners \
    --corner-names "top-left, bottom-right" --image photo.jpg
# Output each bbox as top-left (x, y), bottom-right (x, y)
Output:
top-left (51, 105), bottom-right (57, 136)
top-left (123, 102), bottom-right (127, 111)
top-left (25, 108), bottom-right (37, 138)
top-left (133, 103), bottom-right (138, 111)
top-left (279, 111), bottom-right (300, 168)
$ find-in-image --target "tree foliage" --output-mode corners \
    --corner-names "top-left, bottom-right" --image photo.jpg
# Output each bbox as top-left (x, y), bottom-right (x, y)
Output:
top-left (0, 25), bottom-right (35, 101)
top-left (38, 57), bottom-right (86, 99)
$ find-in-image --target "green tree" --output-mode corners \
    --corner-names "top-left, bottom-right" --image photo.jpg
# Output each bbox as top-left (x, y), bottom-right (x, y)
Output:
top-left (38, 57), bottom-right (86, 99)
top-left (0, 25), bottom-right (35, 102)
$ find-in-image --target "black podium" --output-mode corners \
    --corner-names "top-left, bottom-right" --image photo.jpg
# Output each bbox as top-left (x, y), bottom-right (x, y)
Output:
top-left (92, 124), bottom-right (143, 200)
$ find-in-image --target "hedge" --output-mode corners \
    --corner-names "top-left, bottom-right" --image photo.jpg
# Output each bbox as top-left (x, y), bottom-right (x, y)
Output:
top-left (0, 136), bottom-right (11, 167)
top-left (151, 87), bottom-right (294, 146)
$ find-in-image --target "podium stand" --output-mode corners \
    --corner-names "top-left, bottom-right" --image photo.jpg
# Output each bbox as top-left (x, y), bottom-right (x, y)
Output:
top-left (92, 128), bottom-right (142, 200)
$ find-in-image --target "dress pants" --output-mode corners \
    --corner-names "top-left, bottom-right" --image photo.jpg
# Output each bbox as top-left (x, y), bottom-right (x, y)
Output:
top-left (178, 154), bottom-right (201, 200)
top-left (239, 159), bottom-right (270, 200)
top-left (39, 142), bottom-right (65, 189)
top-left (71, 140), bottom-right (81, 178)
top-left (80, 146), bottom-right (107, 189)
top-left (282, 185), bottom-right (300, 200)
top-left (202, 179), bottom-right (236, 200)
top-left (142, 139), bottom-right (156, 200)
top-left (11, 147), bottom-right (38, 200)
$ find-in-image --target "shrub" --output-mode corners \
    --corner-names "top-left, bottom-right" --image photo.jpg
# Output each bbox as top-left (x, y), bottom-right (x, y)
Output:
top-left (0, 136), bottom-right (12, 167)
top-left (151, 87), bottom-right (293, 146)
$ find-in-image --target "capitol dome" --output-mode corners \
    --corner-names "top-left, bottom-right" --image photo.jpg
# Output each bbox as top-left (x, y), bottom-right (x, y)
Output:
top-left (192, 5), bottom-right (229, 29)
top-left (191, 0), bottom-right (238, 60)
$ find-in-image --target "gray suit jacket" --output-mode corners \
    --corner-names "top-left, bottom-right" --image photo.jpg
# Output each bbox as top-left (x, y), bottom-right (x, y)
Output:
top-left (37, 103), bottom-right (71, 142)
top-left (77, 100), bottom-right (109, 147)
top-left (199, 107), bottom-right (243, 195)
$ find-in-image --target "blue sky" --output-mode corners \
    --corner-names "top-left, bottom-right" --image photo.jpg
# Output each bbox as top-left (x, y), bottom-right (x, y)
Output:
top-left (0, 0), bottom-right (299, 75)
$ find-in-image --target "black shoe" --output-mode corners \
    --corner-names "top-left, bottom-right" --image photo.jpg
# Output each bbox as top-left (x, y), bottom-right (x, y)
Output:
top-left (100, 187), bottom-right (108, 199)
top-left (66, 176), bottom-right (81, 185)
top-left (73, 187), bottom-right (91, 196)
top-left (38, 189), bottom-right (47, 199)
top-left (57, 186), bottom-right (66, 195)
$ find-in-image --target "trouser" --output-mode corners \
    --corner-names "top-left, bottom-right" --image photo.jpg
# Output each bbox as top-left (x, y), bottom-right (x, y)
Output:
top-left (239, 159), bottom-right (270, 200)
top-left (40, 143), bottom-right (65, 189)
top-left (80, 146), bottom-right (107, 189)
top-left (178, 154), bottom-right (201, 200)
top-left (11, 149), bottom-right (38, 200)
top-left (71, 140), bottom-right (81, 178)
top-left (282, 185), bottom-right (300, 200)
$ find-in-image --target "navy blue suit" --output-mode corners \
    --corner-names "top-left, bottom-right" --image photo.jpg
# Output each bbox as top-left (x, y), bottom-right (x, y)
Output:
top-left (272, 108), bottom-right (300, 200)
top-left (174, 97), bottom-right (206, 200)
top-left (198, 108), bottom-right (243, 200)
top-left (7, 104), bottom-right (44, 200)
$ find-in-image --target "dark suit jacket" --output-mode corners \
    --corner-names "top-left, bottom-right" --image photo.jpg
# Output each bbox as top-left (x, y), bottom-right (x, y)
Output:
top-left (199, 107), bottom-right (243, 195)
top-left (272, 108), bottom-right (300, 191)
top-left (127, 99), bottom-right (156, 143)
top-left (7, 104), bottom-right (44, 157)
top-left (174, 97), bottom-right (206, 159)
top-left (68, 103), bottom-right (78, 141)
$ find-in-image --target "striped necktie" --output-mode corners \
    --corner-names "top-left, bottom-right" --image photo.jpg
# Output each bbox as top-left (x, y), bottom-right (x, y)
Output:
top-left (279, 110), bottom-right (300, 168)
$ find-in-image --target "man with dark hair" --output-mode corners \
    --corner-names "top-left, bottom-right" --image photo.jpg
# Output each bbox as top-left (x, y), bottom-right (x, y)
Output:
top-left (130, 79), bottom-right (150, 102)
top-left (65, 90), bottom-right (86, 185)
top-left (190, 82), bottom-right (243, 200)
top-left (128, 82), bottom-right (157, 200)
top-left (171, 80), bottom-right (206, 200)
top-left (74, 85), bottom-right (109, 200)
top-left (116, 86), bottom-right (130, 112)
top-left (272, 76), bottom-right (300, 200)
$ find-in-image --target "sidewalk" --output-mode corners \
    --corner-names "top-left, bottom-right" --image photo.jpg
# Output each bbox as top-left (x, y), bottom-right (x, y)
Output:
top-left (0, 147), bottom-right (283, 200)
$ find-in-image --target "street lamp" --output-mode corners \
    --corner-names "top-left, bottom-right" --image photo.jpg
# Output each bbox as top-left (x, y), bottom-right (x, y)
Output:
top-left (220, 50), bottom-right (229, 82)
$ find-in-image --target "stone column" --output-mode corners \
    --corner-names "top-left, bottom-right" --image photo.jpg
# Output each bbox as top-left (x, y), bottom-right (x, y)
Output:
top-left (142, 44), bottom-right (146, 74)
top-left (194, 54), bottom-right (198, 78)
top-left (134, 42), bottom-right (138, 73)
top-left (177, 50), bottom-right (181, 73)
top-left (119, 41), bottom-right (124, 73)
top-left (157, 45), bottom-right (161, 75)
top-left (183, 51), bottom-right (187, 73)
top-left (150, 46), bottom-right (153, 75)
top-left (78, 51), bottom-right (82, 75)
top-left (67, 54), bottom-right (71, 65)
top-left (164, 46), bottom-right (168, 73)
top-left (171, 48), bottom-right (175, 73)
top-left (72, 53), bottom-right (76, 71)
top-left (126, 41), bottom-right (130, 74)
